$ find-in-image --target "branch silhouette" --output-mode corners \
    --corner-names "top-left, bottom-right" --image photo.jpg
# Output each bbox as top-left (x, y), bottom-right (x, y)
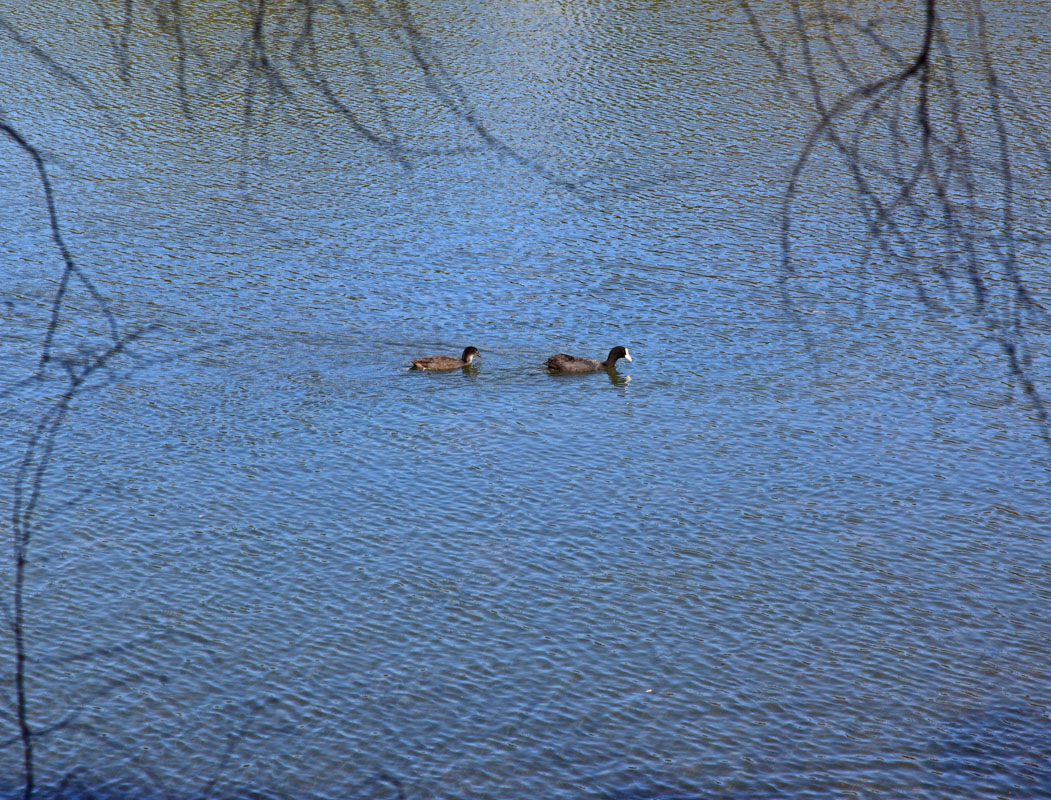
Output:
top-left (740, 0), bottom-right (1051, 444)
top-left (0, 122), bottom-right (122, 374)
top-left (9, 329), bottom-right (148, 800)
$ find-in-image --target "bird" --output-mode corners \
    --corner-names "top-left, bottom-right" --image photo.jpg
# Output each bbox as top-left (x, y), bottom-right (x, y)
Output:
top-left (545, 346), bottom-right (632, 373)
top-left (410, 346), bottom-right (480, 371)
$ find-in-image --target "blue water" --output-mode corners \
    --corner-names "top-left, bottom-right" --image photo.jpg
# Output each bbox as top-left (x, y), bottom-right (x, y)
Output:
top-left (1, 1), bottom-right (1050, 798)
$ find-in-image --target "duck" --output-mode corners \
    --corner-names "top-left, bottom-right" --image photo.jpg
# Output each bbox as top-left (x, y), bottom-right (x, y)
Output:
top-left (545, 346), bottom-right (632, 373)
top-left (410, 346), bottom-right (480, 371)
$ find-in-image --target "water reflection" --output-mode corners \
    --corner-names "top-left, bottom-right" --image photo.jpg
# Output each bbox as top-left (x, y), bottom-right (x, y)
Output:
top-left (542, 368), bottom-right (631, 386)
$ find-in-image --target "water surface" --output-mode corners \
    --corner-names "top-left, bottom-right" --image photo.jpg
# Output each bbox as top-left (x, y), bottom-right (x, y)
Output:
top-left (1, 1), bottom-right (1050, 798)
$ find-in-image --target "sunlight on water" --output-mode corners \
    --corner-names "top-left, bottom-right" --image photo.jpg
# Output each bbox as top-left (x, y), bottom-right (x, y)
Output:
top-left (0, 1), bottom-right (1050, 798)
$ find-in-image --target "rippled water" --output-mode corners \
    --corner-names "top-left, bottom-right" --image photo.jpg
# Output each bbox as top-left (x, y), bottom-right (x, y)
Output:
top-left (1, 1), bottom-right (1050, 798)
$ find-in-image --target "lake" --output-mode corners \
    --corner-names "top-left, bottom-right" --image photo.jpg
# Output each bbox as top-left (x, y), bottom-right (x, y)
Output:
top-left (1, 1), bottom-right (1049, 798)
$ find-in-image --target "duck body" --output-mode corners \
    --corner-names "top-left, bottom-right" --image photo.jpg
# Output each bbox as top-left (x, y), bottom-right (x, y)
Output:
top-left (545, 346), bottom-right (632, 373)
top-left (410, 346), bottom-right (480, 371)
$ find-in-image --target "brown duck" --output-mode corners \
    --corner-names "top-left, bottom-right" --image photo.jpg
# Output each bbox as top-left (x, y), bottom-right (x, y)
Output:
top-left (410, 346), bottom-right (480, 371)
